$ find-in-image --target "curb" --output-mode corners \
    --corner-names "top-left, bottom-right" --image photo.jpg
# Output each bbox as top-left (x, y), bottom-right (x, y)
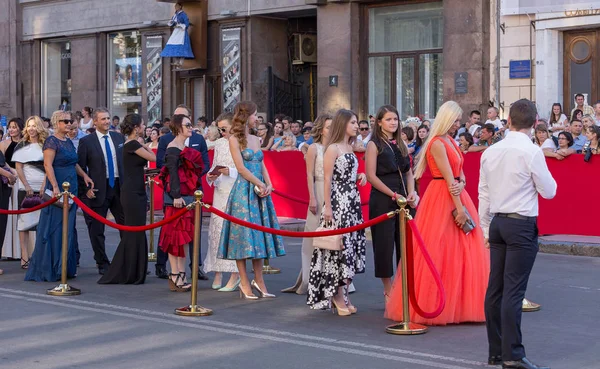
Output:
top-left (538, 240), bottom-right (600, 258)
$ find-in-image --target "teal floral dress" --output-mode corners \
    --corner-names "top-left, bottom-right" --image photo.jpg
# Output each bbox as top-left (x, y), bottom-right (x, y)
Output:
top-left (217, 149), bottom-right (285, 260)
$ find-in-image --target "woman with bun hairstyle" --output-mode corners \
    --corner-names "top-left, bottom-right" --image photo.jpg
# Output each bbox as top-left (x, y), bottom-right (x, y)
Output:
top-left (99, 114), bottom-right (156, 284)
top-left (217, 101), bottom-right (285, 300)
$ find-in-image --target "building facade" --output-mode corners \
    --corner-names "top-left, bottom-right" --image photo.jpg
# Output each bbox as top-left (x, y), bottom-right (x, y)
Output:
top-left (490, 0), bottom-right (600, 120)
top-left (1, 0), bottom-right (492, 125)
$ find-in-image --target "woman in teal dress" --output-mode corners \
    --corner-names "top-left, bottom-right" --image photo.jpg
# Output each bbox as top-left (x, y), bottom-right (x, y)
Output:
top-left (218, 101), bottom-right (285, 300)
top-left (25, 111), bottom-right (93, 282)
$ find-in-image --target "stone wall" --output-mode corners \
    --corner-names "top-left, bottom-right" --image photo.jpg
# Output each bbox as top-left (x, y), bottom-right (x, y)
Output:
top-left (0, 0), bottom-right (20, 118)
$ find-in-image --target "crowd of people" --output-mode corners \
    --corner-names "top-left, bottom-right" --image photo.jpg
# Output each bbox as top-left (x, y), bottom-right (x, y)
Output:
top-left (0, 95), bottom-right (574, 369)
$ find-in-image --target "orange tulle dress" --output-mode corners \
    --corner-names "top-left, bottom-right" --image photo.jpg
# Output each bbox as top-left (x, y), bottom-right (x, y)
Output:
top-left (385, 136), bottom-right (490, 326)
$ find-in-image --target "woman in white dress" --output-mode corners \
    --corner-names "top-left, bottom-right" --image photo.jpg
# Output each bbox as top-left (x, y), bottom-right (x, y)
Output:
top-left (13, 116), bottom-right (48, 268)
top-left (79, 107), bottom-right (93, 132)
top-left (282, 114), bottom-right (332, 294)
top-left (203, 112), bottom-right (240, 291)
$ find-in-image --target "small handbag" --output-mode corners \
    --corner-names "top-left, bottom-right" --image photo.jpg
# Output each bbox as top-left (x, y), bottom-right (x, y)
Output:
top-left (452, 206), bottom-right (476, 235)
top-left (43, 188), bottom-right (73, 209)
top-left (20, 194), bottom-right (43, 209)
top-left (313, 221), bottom-right (343, 251)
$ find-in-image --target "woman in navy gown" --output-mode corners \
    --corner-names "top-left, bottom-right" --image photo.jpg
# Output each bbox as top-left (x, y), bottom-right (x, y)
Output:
top-left (25, 111), bottom-right (93, 282)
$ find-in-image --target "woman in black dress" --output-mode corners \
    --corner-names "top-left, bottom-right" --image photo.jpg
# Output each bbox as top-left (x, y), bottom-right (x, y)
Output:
top-left (99, 114), bottom-right (156, 284)
top-left (365, 105), bottom-right (418, 302)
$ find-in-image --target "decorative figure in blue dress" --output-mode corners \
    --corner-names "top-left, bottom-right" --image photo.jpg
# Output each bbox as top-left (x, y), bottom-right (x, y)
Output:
top-left (217, 101), bottom-right (285, 300)
top-left (161, 2), bottom-right (194, 68)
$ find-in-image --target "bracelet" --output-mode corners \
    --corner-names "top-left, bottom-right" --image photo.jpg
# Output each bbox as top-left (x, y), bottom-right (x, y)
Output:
top-left (391, 193), bottom-right (398, 201)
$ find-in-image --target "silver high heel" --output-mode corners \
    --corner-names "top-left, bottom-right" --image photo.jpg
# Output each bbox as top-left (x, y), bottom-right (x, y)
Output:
top-left (251, 280), bottom-right (276, 298)
top-left (239, 288), bottom-right (259, 300)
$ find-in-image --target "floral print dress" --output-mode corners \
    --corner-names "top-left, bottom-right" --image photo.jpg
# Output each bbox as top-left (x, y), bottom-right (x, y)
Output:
top-left (307, 152), bottom-right (366, 309)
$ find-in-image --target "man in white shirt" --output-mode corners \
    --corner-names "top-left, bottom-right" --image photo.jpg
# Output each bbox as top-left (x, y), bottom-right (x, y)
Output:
top-left (479, 99), bottom-right (556, 369)
top-left (486, 106), bottom-right (503, 130)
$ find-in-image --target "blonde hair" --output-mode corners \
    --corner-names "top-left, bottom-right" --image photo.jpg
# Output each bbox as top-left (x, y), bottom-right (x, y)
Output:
top-left (23, 116), bottom-right (49, 146)
top-left (413, 101), bottom-right (463, 179)
top-left (51, 110), bottom-right (72, 129)
top-left (206, 125), bottom-right (220, 141)
top-left (311, 113), bottom-right (332, 144)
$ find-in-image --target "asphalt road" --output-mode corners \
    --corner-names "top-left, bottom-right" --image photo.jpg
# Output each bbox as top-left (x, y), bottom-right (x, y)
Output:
top-left (1, 220), bottom-right (599, 369)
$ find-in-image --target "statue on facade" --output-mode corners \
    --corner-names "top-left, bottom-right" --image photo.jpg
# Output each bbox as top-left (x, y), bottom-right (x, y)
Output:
top-left (160, 2), bottom-right (194, 68)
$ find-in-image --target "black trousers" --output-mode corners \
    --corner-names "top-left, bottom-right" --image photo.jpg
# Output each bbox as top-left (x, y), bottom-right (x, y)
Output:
top-left (485, 216), bottom-right (538, 361)
top-left (0, 183), bottom-right (11, 256)
top-left (369, 191), bottom-right (401, 278)
top-left (82, 179), bottom-right (125, 267)
top-left (156, 207), bottom-right (203, 270)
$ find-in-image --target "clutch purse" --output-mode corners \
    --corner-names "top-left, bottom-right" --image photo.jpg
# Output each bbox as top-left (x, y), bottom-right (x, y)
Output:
top-left (43, 189), bottom-right (73, 209)
top-left (452, 206), bottom-right (475, 235)
top-left (313, 223), bottom-right (343, 251)
top-left (20, 194), bottom-right (43, 209)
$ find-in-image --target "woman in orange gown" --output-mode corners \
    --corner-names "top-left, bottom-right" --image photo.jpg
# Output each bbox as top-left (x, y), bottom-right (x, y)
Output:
top-left (385, 101), bottom-right (490, 326)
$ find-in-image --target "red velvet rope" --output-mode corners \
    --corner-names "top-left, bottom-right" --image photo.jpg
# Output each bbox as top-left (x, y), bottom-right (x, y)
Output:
top-left (272, 189), bottom-right (370, 207)
top-left (0, 197), bottom-right (59, 215)
top-left (405, 219), bottom-right (446, 319)
top-left (205, 204), bottom-right (392, 237)
top-left (72, 196), bottom-right (191, 231)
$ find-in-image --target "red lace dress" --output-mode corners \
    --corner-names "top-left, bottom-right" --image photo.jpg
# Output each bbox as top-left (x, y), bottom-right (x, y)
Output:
top-left (158, 147), bottom-right (204, 257)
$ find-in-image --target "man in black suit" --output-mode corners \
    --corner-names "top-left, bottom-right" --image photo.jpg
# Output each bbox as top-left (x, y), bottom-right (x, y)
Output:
top-left (155, 104), bottom-right (210, 280)
top-left (78, 107), bottom-right (126, 275)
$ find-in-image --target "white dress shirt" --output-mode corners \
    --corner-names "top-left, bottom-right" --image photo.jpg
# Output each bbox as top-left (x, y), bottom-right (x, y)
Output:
top-left (95, 130), bottom-right (119, 179)
top-left (478, 131), bottom-right (557, 238)
top-left (485, 118), bottom-right (503, 130)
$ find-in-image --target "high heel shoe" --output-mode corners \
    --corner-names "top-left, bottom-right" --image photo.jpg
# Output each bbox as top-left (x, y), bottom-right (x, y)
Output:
top-left (331, 298), bottom-right (352, 316)
top-left (251, 280), bottom-right (276, 298)
top-left (218, 278), bottom-right (241, 292)
top-left (168, 273), bottom-right (191, 292)
top-left (212, 282), bottom-right (222, 290)
top-left (344, 286), bottom-right (357, 314)
top-left (281, 271), bottom-right (302, 293)
top-left (239, 287), bottom-right (259, 300)
top-left (21, 258), bottom-right (29, 270)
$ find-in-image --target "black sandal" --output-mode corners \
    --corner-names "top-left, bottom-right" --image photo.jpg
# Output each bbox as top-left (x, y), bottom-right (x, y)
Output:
top-left (168, 273), bottom-right (191, 292)
top-left (21, 258), bottom-right (29, 270)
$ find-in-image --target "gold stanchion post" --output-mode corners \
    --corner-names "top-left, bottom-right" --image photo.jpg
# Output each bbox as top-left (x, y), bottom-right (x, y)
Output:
top-left (175, 191), bottom-right (213, 316)
top-left (385, 196), bottom-right (427, 335)
top-left (47, 182), bottom-right (81, 296)
top-left (147, 175), bottom-right (157, 262)
top-left (262, 259), bottom-right (281, 274)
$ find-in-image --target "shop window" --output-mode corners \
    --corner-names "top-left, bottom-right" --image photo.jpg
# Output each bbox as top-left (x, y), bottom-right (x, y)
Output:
top-left (108, 31), bottom-right (142, 120)
top-left (41, 40), bottom-right (72, 118)
top-left (367, 2), bottom-right (443, 119)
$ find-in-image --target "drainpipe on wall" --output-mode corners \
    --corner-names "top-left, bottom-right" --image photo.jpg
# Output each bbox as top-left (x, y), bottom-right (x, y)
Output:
top-left (496, 0), bottom-right (501, 113)
top-left (527, 13), bottom-right (535, 101)
top-left (248, 0), bottom-right (251, 16)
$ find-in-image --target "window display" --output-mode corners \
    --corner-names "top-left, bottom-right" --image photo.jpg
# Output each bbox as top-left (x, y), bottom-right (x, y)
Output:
top-left (109, 31), bottom-right (142, 120)
top-left (41, 40), bottom-right (72, 118)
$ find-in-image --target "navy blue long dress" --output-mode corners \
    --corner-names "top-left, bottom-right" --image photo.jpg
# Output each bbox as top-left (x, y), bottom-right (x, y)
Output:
top-left (25, 136), bottom-right (78, 282)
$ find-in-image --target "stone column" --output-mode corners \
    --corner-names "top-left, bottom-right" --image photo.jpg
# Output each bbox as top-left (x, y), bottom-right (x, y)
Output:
top-left (535, 28), bottom-right (562, 117)
top-left (0, 0), bottom-right (21, 117)
top-left (70, 37), bottom-right (100, 111)
top-left (442, 0), bottom-right (491, 115)
top-left (316, 2), bottom-right (361, 115)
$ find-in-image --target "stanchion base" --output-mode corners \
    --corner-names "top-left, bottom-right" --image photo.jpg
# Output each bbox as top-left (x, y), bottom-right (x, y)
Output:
top-left (262, 265), bottom-right (281, 274)
top-left (174, 305), bottom-right (213, 316)
top-left (522, 298), bottom-right (541, 312)
top-left (47, 284), bottom-right (81, 296)
top-left (148, 252), bottom-right (157, 262)
top-left (385, 322), bottom-right (428, 335)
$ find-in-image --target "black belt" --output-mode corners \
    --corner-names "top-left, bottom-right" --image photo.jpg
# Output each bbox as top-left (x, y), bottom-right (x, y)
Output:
top-left (432, 177), bottom-right (460, 181)
top-left (494, 213), bottom-right (537, 221)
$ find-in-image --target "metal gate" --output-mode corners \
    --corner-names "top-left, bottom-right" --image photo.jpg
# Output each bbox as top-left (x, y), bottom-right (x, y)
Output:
top-left (268, 66), bottom-right (303, 121)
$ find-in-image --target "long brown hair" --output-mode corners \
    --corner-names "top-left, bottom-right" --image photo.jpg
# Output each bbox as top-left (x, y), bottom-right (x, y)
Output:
top-left (311, 113), bottom-right (332, 144)
top-left (326, 109), bottom-right (357, 149)
top-left (230, 101), bottom-right (257, 149)
top-left (371, 105), bottom-right (408, 157)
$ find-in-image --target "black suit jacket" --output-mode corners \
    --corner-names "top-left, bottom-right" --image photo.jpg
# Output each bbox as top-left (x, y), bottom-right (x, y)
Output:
top-left (78, 131), bottom-right (125, 206)
top-left (156, 131), bottom-right (210, 179)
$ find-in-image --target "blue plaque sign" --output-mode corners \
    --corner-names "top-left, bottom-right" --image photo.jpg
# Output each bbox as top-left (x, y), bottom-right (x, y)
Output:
top-left (509, 60), bottom-right (532, 79)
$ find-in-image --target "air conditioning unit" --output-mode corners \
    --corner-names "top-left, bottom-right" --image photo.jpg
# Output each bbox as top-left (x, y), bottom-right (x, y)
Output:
top-left (292, 34), bottom-right (317, 65)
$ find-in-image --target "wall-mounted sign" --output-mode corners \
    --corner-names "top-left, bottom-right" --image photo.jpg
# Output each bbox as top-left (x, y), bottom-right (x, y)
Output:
top-left (454, 72), bottom-right (468, 94)
top-left (509, 60), bottom-right (532, 79)
top-left (145, 36), bottom-right (163, 126)
top-left (221, 27), bottom-right (241, 112)
top-left (329, 75), bottom-right (338, 87)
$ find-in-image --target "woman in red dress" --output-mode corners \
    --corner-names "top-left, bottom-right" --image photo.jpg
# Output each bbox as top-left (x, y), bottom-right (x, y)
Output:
top-left (158, 115), bottom-right (204, 292)
top-left (147, 128), bottom-right (163, 211)
top-left (385, 101), bottom-right (490, 325)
